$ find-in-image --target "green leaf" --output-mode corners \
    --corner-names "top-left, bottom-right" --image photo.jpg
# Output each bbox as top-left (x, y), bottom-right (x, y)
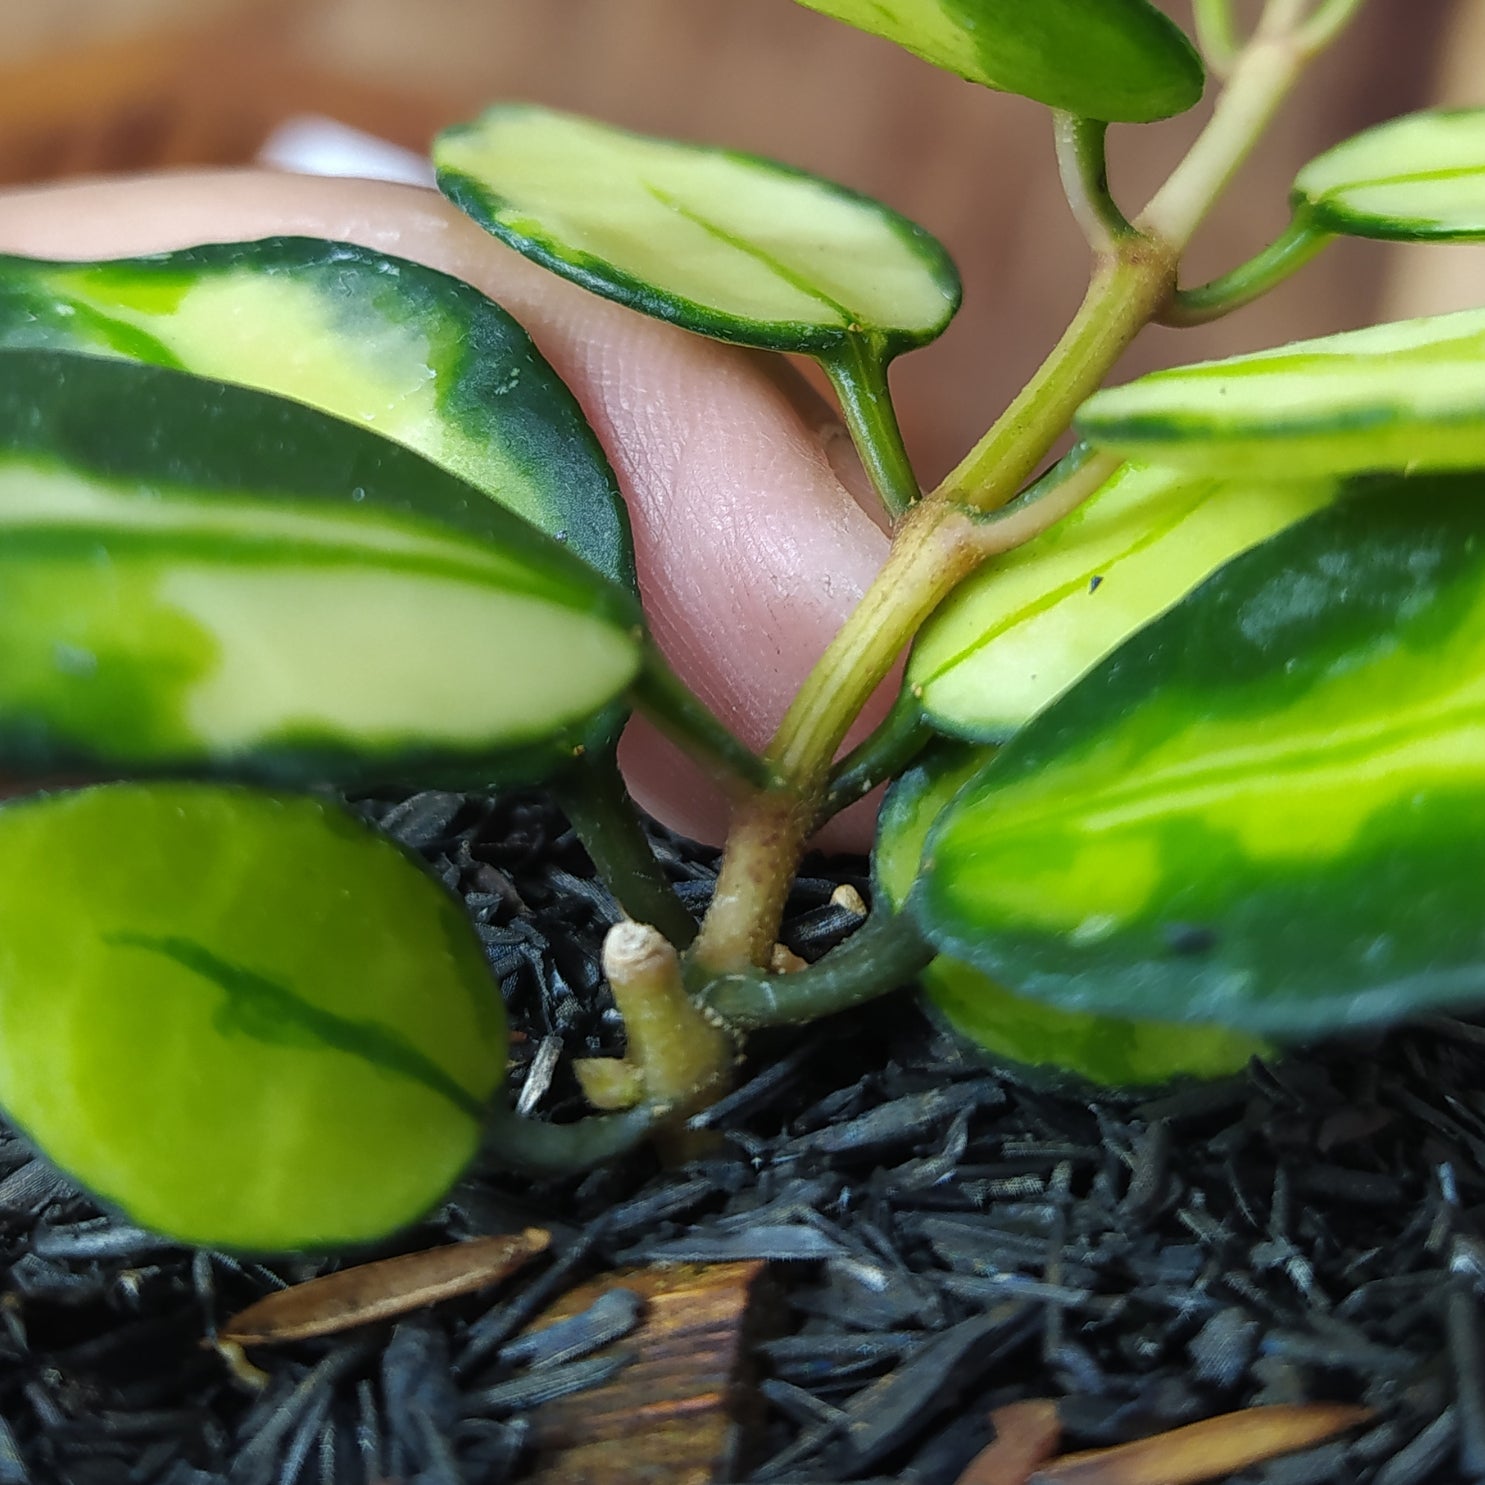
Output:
top-left (434, 105), bottom-right (961, 359)
top-left (908, 463), bottom-right (1336, 741)
top-left (0, 348), bottom-right (643, 788)
top-left (793, 0), bottom-right (1203, 122)
top-left (0, 782), bottom-right (507, 1251)
top-left (913, 473), bottom-right (1485, 1039)
top-left (876, 747), bottom-right (1268, 1091)
top-left (0, 240), bottom-right (634, 590)
top-left (1294, 109), bottom-right (1485, 242)
top-left (1077, 308), bottom-right (1485, 478)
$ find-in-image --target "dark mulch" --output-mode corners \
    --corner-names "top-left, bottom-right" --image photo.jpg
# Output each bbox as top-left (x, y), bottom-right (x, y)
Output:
top-left (1, 789), bottom-right (1482, 1484)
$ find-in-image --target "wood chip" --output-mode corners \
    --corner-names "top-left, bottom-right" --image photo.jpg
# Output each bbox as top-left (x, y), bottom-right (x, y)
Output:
top-left (957, 1400), bottom-right (1062, 1484)
top-left (1028, 1403), bottom-right (1374, 1485)
top-left (522, 1260), bottom-right (769, 1485)
top-left (219, 1229), bottom-right (550, 1346)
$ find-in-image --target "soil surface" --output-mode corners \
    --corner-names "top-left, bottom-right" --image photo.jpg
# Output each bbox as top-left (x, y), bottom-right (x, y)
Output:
top-left (0, 789), bottom-right (1480, 1484)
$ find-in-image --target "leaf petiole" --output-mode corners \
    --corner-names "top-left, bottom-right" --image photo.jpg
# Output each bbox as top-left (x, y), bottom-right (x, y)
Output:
top-left (1159, 217), bottom-right (1334, 326)
top-left (823, 692), bottom-right (934, 818)
top-left (1054, 115), bottom-right (1135, 255)
top-left (821, 335), bottom-right (921, 523)
top-left (630, 642), bottom-right (779, 795)
top-left (553, 759), bottom-right (697, 949)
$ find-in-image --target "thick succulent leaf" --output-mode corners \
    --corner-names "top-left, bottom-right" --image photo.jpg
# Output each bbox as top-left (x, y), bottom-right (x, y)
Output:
top-left (0, 240), bottom-right (634, 589)
top-left (0, 782), bottom-right (506, 1251)
top-left (793, 0), bottom-right (1202, 122)
top-left (913, 473), bottom-right (1485, 1039)
top-left (876, 748), bottom-right (1268, 1091)
top-left (1077, 309), bottom-right (1485, 478)
top-left (435, 105), bottom-right (961, 357)
top-left (1294, 109), bottom-right (1485, 242)
top-left (0, 349), bottom-right (642, 787)
top-left (909, 464), bottom-right (1335, 741)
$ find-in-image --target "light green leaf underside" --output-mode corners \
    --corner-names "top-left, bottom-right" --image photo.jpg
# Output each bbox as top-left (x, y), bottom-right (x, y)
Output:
top-left (0, 350), bottom-right (641, 787)
top-left (435, 105), bottom-right (960, 356)
top-left (875, 748), bottom-right (1268, 1090)
top-left (793, 0), bottom-right (1203, 122)
top-left (0, 783), bottom-right (506, 1251)
top-left (1295, 109), bottom-right (1485, 241)
top-left (909, 464), bottom-right (1335, 740)
top-left (1077, 308), bottom-right (1485, 478)
top-left (0, 240), bottom-right (634, 589)
top-left (915, 474), bottom-right (1485, 1038)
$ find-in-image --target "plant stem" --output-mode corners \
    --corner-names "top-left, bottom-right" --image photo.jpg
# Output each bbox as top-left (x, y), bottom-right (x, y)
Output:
top-left (1299, 0), bottom-right (1368, 55)
top-left (1160, 217), bottom-right (1333, 325)
top-left (554, 760), bottom-right (696, 949)
top-left (690, 498), bottom-right (973, 971)
top-left (1139, 0), bottom-right (1332, 248)
top-left (1192, 0), bottom-right (1242, 77)
top-left (479, 1101), bottom-right (656, 1176)
top-left (934, 249), bottom-right (1175, 515)
top-left (630, 641), bottom-right (778, 794)
top-left (603, 920), bottom-right (734, 1116)
top-left (692, 446), bottom-right (1121, 973)
top-left (1054, 115), bottom-right (1135, 254)
top-left (821, 336), bottom-right (921, 523)
top-left (689, 0), bottom-right (1361, 979)
top-left (699, 906), bottom-right (934, 1029)
top-left (823, 692), bottom-right (934, 817)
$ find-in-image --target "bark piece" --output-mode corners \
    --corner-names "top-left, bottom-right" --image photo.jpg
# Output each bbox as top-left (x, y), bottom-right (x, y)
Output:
top-left (522, 1260), bottom-right (768, 1485)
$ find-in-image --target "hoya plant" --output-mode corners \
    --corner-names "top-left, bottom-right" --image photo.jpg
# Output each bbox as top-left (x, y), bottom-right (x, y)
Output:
top-left (0, 0), bottom-right (1481, 1252)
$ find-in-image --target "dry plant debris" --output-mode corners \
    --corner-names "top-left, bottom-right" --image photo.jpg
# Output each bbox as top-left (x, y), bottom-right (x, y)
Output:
top-left (218, 1229), bottom-right (551, 1347)
top-left (1026, 1401), bottom-right (1373, 1484)
top-left (956, 1400), bottom-right (1062, 1483)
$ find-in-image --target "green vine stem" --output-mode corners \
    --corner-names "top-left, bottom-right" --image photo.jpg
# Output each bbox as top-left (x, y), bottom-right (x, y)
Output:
top-left (1160, 217), bottom-right (1334, 326)
top-left (685, 0), bottom-right (1365, 991)
top-left (699, 906), bottom-right (934, 1029)
top-left (478, 1101), bottom-right (656, 1176)
top-left (1300, 0), bottom-right (1368, 53)
top-left (820, 336), bottom-right (922, 523)
top-left (1138, 0), bottom-right (1332, 248)
top-left (1193, 0), bottom-right (1242, 77)
top-left (630, 641), bottom-right (778, 794)
top-left (692, 446), bottom-right (1124, 973)
top-left (1054, 115), bottom-right (1136, 254)
top-left (823, 692), bottom-right (935, 817)
top-left (554, 760), bottom-right (697, 949)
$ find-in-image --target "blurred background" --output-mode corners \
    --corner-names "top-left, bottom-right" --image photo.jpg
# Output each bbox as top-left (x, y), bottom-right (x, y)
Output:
top-left (0, 0), bottom-right (1477, 482)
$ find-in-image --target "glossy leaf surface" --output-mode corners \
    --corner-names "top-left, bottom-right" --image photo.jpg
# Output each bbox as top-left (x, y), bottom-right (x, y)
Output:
top-left (793, 0), bottom-right (1203, 122)
top-left (1295, 109), bottom-right (1485, 242)
top-left (909, 464), bottom-right (1335, 741)
top-left (435, 106), bottom-right (961, 357)
top-left (0, 349), bottom-right (642, 787)
top-left (914, 475), bottom-right (1485, 1038)
top-left (0, 240), bottom-right (634, 588)
top-left (1078, 309), bottom-right (1485, 478)
top-left (877, 748), bottom-right (1267, 1090)
top-left (0, 783), bottom-right (506, 1251)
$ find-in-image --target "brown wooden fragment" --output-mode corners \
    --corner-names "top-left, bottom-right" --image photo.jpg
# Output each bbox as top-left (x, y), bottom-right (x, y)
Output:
top-left (522, 1260), bottom-right (768, 1485)
top-left (957, 1401), bottom-right (1062, 1485)
top-left (1028, 1403), bottom-right (1374, 1485)
top-left (219, 1228), bottom-right (550, 1346)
